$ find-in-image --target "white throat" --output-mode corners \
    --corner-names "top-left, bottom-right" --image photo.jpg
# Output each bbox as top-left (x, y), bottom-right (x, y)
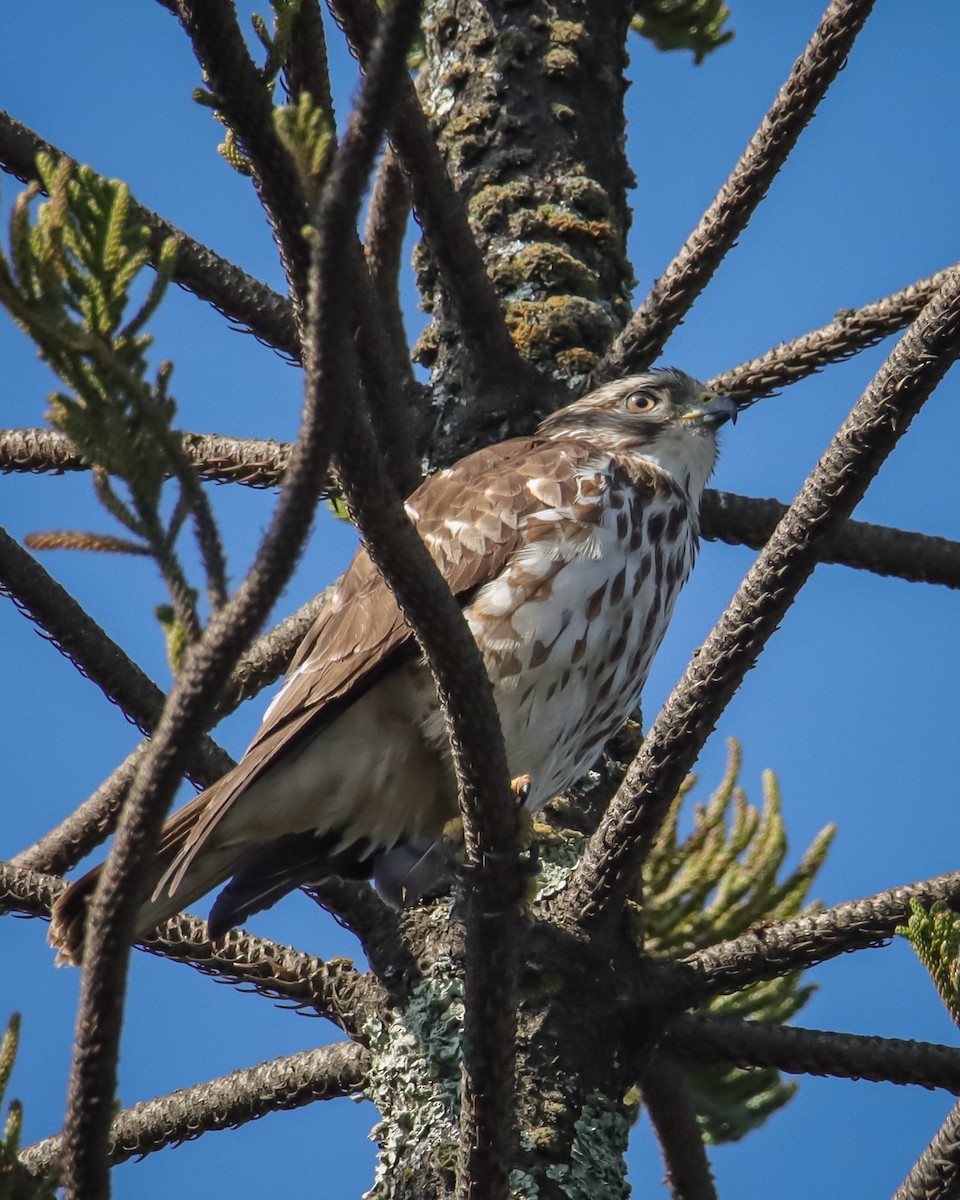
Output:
top-left (634, 426), bottom-right (718, 502)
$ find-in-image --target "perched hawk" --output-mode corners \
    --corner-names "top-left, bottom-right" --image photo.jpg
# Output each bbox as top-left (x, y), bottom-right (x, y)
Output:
top-left (51, 369), bottom-right (736, 963)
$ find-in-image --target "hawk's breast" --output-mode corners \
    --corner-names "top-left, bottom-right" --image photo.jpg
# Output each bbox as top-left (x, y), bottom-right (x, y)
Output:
top-left (452, 458), bottom-right (697, 807)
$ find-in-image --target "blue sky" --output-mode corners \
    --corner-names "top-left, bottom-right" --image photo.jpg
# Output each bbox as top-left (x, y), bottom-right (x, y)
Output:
top-left (2, 3), bottom-right (959, 1196)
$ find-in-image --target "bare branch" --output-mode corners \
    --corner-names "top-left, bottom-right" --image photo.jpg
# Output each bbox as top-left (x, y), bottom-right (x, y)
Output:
top-left (143, 916), bottom-right (385, 1034)
top-left (0, 860), bottom-right (64, 918)
top-left (364, 145), bottom-right (412, 370)
top-left (0, 524), bottom-right (234, 783)
top-left (0, 427), bottom-right (292, 485)
top-left (892, 1101), bottom-right (960, 1200)
top-left (681, 870), bottom-right (960, 1003)
top-left (347, 237), bottom-right (423, 496)
top-left (11, 745), bottom-right (145, 876)
top-left (329, 0), bottom-right (522, 375)
top-left (665, 1015), bottom-right (960, 1093)
top-left (595, 0), bottom-right (877, 382)
top-left (307, 3), bottom-right (521, 1192)
top-left (328, 268), bottom-right (521, 1200)
top-left (10, 429), bottom-right (960, 589)
top-left (286, 0), bottom-right (338, 123)
top-left (0, 861), bottom-right (385, 1033)
top-left (701, 491), bottom-right (960, 589)
top-left (174, 0), bottom-right (311, 315)
top-left (58, 0), bottom-right (419, 1177)
top-left (224, 5), bottom-right (523, 1193)
top-left (641, 1055), bottom-right (718, 1200)
top-left (710, 266), bottom-right (960, 404)
top-left (0, 110), bottom-right (298, 356)
top-left (559, 265), bottom-right (960, 926)
top-left (287, 3), bottom-right (422, 489)
top-left (19, 1041), bottom-right (369, 1176)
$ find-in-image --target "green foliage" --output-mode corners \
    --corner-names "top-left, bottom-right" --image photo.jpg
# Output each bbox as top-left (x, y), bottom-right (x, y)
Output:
top-left (538, 737), bottom-right (833, 1144)
top-left (194, 0), bottom-right (335, 191)
top-left (0, 157), bottom-right (227, 654)
top-left (273, 92), bottom-right (335, 203)
top-left (362, 967), bottom-right (464, 1193)
top-left (898, 900), bottom-right (960, 1027)
top-left (326, 494), bottom-right (353, 523)
top-left (642, 740), bottom-right (834, 1142)
top-left (631, 0), bottom-right (734, 64)
top-left (0, 1016), bottom-right (58, 1200)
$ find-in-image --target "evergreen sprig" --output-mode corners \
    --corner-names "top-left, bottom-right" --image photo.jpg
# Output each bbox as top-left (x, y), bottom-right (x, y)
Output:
top-left (642, 740), bottom-right (833, 1141)
top-left (631, 0), bottom-right (734, 64)
top-left (194, 0), bottom-right (334, 187)
top-left (0, 157), bottom-right (227, 668)
top-left (273, 91), bottom-right (335, 205)
top-left (0, 1016), bottom-right (58, 1200)
top-left (540, 737), bottom-right (832, 1142)
top-left (897, 900), bottom-right (960, 1028)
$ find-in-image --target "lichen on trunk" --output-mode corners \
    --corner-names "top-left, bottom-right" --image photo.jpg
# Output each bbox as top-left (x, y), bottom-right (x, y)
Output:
top-left (415, 0), bottom-right (635, 450)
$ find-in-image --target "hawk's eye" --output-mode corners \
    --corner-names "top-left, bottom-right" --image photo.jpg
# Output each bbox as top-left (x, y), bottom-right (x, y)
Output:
top-left (624, 392), bottom-right (657, 414)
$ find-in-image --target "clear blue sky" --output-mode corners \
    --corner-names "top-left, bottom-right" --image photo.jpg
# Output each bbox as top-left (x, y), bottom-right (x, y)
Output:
top-left (2, 3), bottom-right (959, 1196)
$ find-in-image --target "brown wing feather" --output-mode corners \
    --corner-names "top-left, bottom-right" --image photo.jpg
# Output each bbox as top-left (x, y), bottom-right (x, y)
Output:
top-left (161, 436), bottom-right (602, 886)
top-left (51, 436), bottom-right (603, 961)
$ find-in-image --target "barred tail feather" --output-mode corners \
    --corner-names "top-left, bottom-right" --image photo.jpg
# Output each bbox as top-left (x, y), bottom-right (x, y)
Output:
top-left (48, 838), bottom-right (249, 966)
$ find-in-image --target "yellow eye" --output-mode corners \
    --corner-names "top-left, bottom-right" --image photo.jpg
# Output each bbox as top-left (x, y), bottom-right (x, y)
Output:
top-left (624, 392), bottom-right (657, 414)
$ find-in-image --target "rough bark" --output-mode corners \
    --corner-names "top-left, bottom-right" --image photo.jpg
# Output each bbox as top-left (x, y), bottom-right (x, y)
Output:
top-left (416, 0), bottom-right (635, 462)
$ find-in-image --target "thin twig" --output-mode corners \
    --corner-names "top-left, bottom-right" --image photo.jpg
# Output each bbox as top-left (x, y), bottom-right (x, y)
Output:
top-left (892, 1101), bottom-right (960, 1200)
top-left (595, 0), bottom-right (877, 382)
top-left (328, 0), bottom-right (522, 373)
top-left (641, 1054), bottom-right (718, 1200)
top-left (559, 265), bottom-right (960, 927)
top-left (0, 523), bottom-right (234, 782)
top-left (0, 110), bottom-right (298, 356)
top-left (680, 870), bottom-right (960, 1003)
top-left (174, 0), bottom-right (311, 316)
top-left (364, 145), bottom-right (412, 372)
top-left (10, 744), bottom-right (147, 876)
top-left (19, 1040), bottom-right (369, 1176)
top-left (710, 265), bottom-right (959, 404)
top-left (665, 1015), bottom-right (960, 1094)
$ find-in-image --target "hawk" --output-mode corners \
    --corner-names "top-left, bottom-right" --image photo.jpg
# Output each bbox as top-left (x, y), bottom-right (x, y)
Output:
top-left (51, 369), bottom-right (736, 963)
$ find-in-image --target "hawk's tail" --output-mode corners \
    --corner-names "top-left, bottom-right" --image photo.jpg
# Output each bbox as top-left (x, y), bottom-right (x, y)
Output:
top-left (48, 784), bottom-right (248, 966)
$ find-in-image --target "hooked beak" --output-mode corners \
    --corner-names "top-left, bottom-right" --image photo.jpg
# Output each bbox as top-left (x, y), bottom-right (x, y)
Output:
top-left (681, 392), bottom-right (738, 428)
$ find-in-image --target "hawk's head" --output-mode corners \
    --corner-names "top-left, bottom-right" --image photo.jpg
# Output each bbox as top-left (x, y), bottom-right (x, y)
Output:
top-left (538, 368), bottom-right (737, 499)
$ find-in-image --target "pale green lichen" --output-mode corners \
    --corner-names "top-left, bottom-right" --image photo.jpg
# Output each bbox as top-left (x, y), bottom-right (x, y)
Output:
top-left (361, 963), bottom-right (464, 1198)
top-left (503, 295), bottom-right (617, 368)
top-left (489, 243), bottom-right (600, 297)
top-left (533, 826), bottom-right (589, 901)
top-left (544, 1100), bottom-right (630, 1200)
top-left (509, 1169), bottom-right (541, 1199)
top-left (549, 20), bottom-right (586, 46)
